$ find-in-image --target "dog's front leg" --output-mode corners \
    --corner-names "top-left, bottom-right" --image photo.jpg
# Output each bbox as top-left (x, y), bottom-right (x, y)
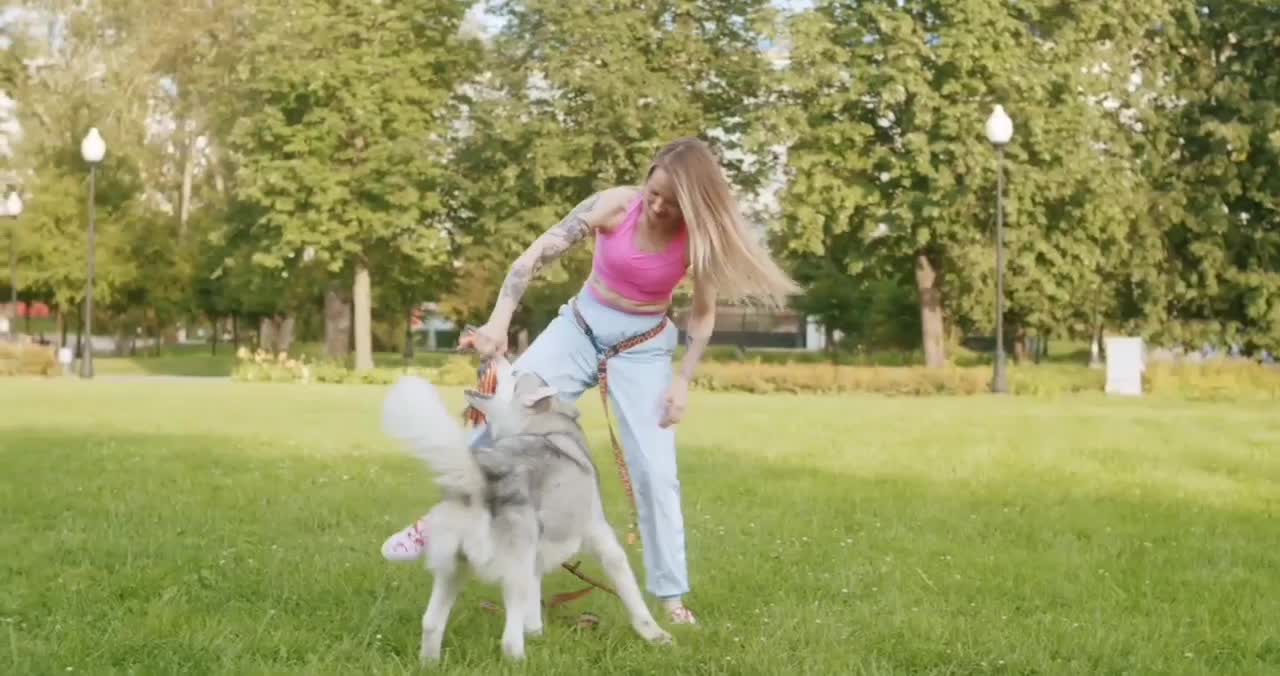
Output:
top-left (500, 574), bottom-right (535, 660)
top-left (523, 573), bottom-right (544, 636)
top-left (419, 567), bottom-right (463, 665)
top-left (587, 521), bottom-right (673, 645)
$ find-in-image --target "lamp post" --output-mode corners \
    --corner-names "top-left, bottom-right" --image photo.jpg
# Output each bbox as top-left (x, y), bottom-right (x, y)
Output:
top-left (985, 105), bottom-right (1013, 394)
top-left (80, 127), bottom-right (106, 378)
top-left (4, 190), bottom-right (21, 340)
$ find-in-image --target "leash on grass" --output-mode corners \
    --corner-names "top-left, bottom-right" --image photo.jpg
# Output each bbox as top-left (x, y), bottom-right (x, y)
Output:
top-left (458, 313), bottom-right (669, 609)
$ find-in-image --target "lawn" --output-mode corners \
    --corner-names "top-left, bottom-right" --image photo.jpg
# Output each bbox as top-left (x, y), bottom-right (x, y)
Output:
top-left (2, 379), bottom-right (1278, 674)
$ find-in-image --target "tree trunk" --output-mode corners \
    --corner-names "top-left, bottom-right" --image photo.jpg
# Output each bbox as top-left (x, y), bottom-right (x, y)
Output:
top-left (324, 288), bottom-right (352, 361)
top-left (274, 315), bottom-right (296, 354)
top-left (353, 261), bottom-right (374, 371)
top-left (210, 317), bottom-right (219, 356)
top-left (114, 328), bottom-right (128, 357)
top-left (56, 308), bottom-right (66, 348)
top-left (1013, 323), bottom-right (1029, 363)
top-left (914, 253), bottom-right (946, 368)
top-left (259, 317), bottom-right (276, 353)
top-left (1089, 320), bottom-right (1104, 368)
top-left (179, 129), bottom-right (197, 240)
top-left (402, 307), bottom-right (415, 360)
top-left (232, 315), bottom-right (240, 350)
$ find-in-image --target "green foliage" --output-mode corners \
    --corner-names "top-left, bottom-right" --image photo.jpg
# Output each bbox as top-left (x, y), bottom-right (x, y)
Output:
top-left (690, 358), bottom-right (1280, 400)
top-left (1145, 360), bottom-right (1280, 401)
top-left (1122, 1), bottom-right (1280, 352)
top-left (439, 0), bottom-right (782, 334)
top-left (5, 0), bottom-right (1280, 367)
top-left (772, 1), bottom-right (1180, 357)
top-left (230, 346), bottom-right (479, 386)
top-left (225, 1), bottom-right (478, 274)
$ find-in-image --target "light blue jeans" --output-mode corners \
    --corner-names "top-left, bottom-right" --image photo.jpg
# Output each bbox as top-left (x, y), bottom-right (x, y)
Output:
top-left (467, 288), bottom-right (689, 600)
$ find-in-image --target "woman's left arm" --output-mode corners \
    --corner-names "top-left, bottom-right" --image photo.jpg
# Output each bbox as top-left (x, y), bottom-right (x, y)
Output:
top-left (678, 276), bottom-right (717, 383)
top-left (661, 277), bottom-right (716, 428)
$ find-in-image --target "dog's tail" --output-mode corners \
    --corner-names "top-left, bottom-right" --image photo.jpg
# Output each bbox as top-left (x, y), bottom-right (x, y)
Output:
top-left (381, 375), bottom-right (484, 498)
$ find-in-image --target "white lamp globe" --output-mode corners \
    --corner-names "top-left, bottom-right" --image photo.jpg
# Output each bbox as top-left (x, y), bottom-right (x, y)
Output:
top-left (985, 105), bottom-right (1013, 146)
top-left (81, 128), bottom-right (107, 164)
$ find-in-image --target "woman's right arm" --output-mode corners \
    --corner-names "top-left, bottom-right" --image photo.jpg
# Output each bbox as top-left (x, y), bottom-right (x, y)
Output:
top-left (478, 187), bottom-right (629, 343)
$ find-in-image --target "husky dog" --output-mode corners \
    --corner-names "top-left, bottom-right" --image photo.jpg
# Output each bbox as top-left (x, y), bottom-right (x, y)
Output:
top-left (381, 359), bottom-right (672, 663)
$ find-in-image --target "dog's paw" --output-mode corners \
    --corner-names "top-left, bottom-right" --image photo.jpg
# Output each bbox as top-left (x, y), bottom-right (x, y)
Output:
top-left (635, 621), bottom-right (674, 645)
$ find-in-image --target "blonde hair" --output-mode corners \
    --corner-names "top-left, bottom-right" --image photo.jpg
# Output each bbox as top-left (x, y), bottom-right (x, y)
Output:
top-left (648, 137), bottom-right (801, 309)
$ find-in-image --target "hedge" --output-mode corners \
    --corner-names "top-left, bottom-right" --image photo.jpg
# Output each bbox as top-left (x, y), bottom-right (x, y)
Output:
top-left (0, 342), bottom-right (60, 377)
top-left (230, 347), bottom-right (1280, 400)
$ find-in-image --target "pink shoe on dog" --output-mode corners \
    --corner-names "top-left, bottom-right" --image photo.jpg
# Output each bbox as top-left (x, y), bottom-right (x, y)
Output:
top-left (381, 519), bottom-right (428, 562)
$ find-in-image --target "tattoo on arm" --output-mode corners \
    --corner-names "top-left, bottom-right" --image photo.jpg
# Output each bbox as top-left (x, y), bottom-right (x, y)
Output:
top-left (679, 331), bottom-right (711, 382)
top-left (678, 279), bottom-right (716, 382)
top-left (493, 193), bottom-right (601, 319)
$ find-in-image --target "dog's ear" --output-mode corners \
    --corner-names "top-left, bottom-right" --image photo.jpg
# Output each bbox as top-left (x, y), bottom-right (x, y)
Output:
top-left (521, 385), bottom-right (559, 413)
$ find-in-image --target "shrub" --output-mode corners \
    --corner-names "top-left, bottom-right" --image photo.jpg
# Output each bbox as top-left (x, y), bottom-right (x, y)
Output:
top-left (688, 360), bottom-right (1274, 399)
top-left (691, 362), bottom-right (994, 396)
top-left (0, 342), bottom-right (60, 377)
top-left (232, 346), bottom-right (482, 387)
top-left (227, 343), bottom-right (1279, 401)
top-left (1145, 360), bottom-right (1280, 401)
top-left (231, 347), bottom-right (310, 383)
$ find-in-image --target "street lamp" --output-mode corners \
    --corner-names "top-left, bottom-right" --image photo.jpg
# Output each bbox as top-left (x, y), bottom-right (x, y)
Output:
top-left (80, 127), bottom-right (106, 378)
top-left (985, 105), bottom-right (1013, 394)
top-left (3, 190), bottom-right (22, 341)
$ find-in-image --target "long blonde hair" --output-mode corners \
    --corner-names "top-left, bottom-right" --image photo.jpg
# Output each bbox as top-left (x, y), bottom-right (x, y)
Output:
top-left (648, 137), bottom-right (800, 309)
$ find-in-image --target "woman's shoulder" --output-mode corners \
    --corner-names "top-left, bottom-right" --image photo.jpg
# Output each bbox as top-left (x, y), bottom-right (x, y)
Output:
top-left (590, 185), bottom-right (642, 232)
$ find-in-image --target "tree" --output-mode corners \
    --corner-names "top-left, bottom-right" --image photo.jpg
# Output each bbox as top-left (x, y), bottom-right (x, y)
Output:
top-left (773, 0), bottom-right (1180, 365)
top-left (1129, 1), bottom-right (1280, 352)
top-left (439, 0), bottom-right (784, 338)
top-left (223, 0), bottom-right (481, 369)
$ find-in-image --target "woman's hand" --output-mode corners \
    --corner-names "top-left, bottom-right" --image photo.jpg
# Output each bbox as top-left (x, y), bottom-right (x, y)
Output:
top-left (458, 323), bottom-right (508, 359)
top-left (659, 376), bottom-right (690, 428)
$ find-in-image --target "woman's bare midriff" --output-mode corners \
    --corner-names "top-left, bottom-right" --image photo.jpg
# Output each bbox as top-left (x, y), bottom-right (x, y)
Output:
top-left (587, 274), bottom-right (671, 315)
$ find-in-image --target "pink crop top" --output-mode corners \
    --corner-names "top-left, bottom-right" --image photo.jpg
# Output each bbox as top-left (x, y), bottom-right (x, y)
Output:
top-left (590, 197), bottom-right (689, 306)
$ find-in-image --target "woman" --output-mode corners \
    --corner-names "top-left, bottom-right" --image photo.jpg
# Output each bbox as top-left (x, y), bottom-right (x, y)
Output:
top-left (381, 137), bottom-right (799, 626)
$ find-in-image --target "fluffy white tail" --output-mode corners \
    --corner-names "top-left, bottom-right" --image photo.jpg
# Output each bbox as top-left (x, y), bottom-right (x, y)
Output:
top-left (381, 375), bottom-right (484, 498)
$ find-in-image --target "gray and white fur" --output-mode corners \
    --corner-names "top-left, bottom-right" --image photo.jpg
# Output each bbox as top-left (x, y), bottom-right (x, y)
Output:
top-left (381, 366), bottom-right (671, 663)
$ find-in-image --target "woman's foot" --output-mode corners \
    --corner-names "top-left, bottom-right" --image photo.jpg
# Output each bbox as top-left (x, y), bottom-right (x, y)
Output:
top-left (381, 519), bottom-right (428, 562)
top-left (662, 598), bottom-right (698, 625)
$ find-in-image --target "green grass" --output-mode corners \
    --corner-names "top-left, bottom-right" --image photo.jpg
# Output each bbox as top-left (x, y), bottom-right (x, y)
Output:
top-left (2, 380), bottom-right (1278, 674)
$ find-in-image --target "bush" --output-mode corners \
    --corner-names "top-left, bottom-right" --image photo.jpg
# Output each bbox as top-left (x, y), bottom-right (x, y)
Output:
top-left (228, 344), bottom-right (1279, 401)
top-left (0, 342), bottom-right (60, 377)
top-left (232, 346), bottom-right (482, 387)
top-left (230, 347), bottom-right (310, 383)
top-left (1145, 361), bottom-right (1280, 401)
top-left (691, 362), bottom-right (994, 396)
top-left (689, 359), bottom-right (1276, 399)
